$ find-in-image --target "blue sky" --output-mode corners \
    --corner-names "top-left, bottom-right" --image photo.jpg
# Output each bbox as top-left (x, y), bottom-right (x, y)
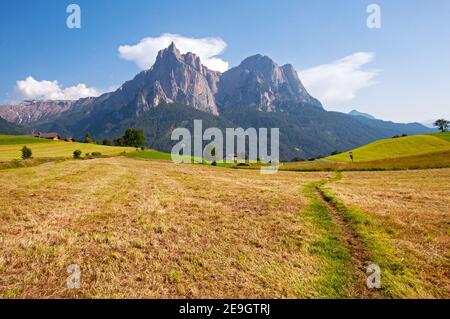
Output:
top-left (0, 0), bottom-right (449, 122)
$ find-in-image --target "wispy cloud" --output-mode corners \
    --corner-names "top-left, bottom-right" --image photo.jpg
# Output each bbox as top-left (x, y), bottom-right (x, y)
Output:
top-left (118, 33), bottom-right (229, 72)
top-left (14, 76), bottom-right (101, 101)
top-left (299, 52), bottom-right (379, 107)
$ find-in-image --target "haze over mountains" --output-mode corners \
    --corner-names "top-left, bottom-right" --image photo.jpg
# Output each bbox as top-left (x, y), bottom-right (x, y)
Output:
top-left (0, 43), bottom-right (432, 160)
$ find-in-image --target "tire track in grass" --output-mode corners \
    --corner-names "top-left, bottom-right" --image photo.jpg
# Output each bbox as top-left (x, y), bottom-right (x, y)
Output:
top-left (302, 181), bottom-right (352, 298)
top-left (314, 177), bottom-right (373, 298)
top-left (317, 172), bottom-right (430, 298)
top-left (303, 173), bottom-right (381, 298)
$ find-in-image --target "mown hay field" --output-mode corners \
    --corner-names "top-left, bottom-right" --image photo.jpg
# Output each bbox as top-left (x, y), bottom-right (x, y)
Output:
top-left (0, 157), bottom-right (332, 298)
top-left (0, 156), bottom-right (448, 298)
top-left (327, 169), bottom-right (450, 297)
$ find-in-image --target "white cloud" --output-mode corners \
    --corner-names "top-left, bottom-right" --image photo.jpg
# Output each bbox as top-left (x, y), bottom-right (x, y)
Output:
top-left (118, 33), bottom-right (229, 72)
top-left (15, 76), bottom-right (101, 101)
top-left (299, 52), bottom-right (379, 107)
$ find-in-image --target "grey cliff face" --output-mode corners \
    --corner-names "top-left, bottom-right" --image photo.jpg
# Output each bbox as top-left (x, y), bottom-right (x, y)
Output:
top-left (216, 54), bottom-right (322, 111)
top-left (137, 42), bottom-right (220, 115)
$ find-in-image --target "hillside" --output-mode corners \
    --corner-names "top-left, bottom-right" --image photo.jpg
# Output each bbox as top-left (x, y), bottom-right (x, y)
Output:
top-left (0, 135), bottom-right (136, 161)
top-left (326, 134), bottom-right (450, 163)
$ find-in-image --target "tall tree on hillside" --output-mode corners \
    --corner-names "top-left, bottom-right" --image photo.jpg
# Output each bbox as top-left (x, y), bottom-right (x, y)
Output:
top-left (84, 132), bottom-right (93, 143)
top-left (115, 128), bottom-right (145, 147)
top-left (434, 119), bottom-right (449, 132)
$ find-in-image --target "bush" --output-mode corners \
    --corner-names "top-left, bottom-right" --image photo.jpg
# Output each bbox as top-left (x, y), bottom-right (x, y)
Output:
top-left (21, 146), bottom-right (32, 160)
top-left (73, 150), bottom-right (82, 159)
top-left (102, 138), bottom-right (112, 146)
top-left (91, 152), bottom-right (102, 157)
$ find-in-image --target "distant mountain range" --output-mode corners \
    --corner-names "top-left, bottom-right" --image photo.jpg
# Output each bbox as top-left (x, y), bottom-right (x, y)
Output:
top-left (0, 43), bottom-right (433, 160)
top-left (0, 116), bottom-right (23, 135)
top-left (348, 109), bottom-right (377, 120)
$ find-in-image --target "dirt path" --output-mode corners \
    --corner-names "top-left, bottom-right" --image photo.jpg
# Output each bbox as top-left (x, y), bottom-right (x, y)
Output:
top-left (312, 175), bottom-right (381, 298)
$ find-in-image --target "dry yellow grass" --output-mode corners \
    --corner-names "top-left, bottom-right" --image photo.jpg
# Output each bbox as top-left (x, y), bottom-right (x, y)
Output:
top-left (327, 169), bottom-right (450, 298)
top-left (0, 157), bottom-right (330, 298)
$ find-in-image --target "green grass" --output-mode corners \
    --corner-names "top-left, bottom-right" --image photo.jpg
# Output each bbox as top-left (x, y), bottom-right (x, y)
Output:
top-left (281, 149), bottom-right (450, 172)
top-left (127, 150), bottom-right (173, 161)
top-left (127, 149), bottom-right (247, 168)
top-left (0, 135), bottom-right (137, 161)
top-left (302, 182), bottom-right (352, 298)
top-left (431, 131), bottom-right (450, 142)
top-left (0, 135), bottom-right (51, 145)
top-left (326, 134), bottom-right (450, 163)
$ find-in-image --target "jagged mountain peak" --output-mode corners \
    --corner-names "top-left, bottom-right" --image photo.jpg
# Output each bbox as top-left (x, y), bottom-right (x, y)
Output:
top-left (154, 42), bottom-right (212, 75)
top-left (156, 41), bottom-right (183, 61)
top-left (216, 53), bottom-right (322, 111)
top-left (133, 43), bottom-right (221, 115)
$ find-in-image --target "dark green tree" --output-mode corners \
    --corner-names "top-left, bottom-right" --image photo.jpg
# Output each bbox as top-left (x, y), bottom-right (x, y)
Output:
top-left (84, 133), bottom-right (93, 143)
top-left (434, 119), bottom-right (449, 133)
top-left (21, 146), bottom-right (32, 159)
top-left (120, 128), bottom-right (145, 147)
top-left (114, 137), bottom-right (125, 146)
top-left (102, 138), bottom-right (112, 146)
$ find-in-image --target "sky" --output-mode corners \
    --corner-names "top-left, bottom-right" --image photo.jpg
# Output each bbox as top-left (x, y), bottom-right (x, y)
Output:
top-left (0, 0), bottom-right (449, 123)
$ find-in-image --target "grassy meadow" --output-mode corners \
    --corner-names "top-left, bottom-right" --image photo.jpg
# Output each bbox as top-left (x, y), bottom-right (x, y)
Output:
top-left (0, 135), bottom-right (136, 161)
top-left (326, 133), bottom-right (450, 163)
top-left (282, 132), bottom-right (450, 171)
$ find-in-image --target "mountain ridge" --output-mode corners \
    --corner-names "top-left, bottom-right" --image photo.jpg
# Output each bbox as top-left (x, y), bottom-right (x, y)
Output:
top-left (0, 43), bottom-right (433, 159)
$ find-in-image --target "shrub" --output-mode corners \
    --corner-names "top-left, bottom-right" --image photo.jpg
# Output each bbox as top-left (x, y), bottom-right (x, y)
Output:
top-left (21, 146), bottom-right (32, 160)
top-left (102, 138), bottom-right (112, 146)
top-left (73, 150), bottom-right (82, 159)
top-left (91, 152), bottom-right (102, 157)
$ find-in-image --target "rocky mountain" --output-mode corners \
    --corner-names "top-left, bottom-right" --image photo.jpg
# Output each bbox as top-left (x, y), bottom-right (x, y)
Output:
top-left (217, 54), bottom-right (322, 111)
top-left (0, 100), bottom-right (76, 125)
top-left (127, 42), bottom-right (221, 115)
top-left (0, 43), bottom-right (434, 159)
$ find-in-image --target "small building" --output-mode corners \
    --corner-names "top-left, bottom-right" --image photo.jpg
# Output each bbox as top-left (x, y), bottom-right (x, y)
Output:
top-left (64, 137), bottom-right (76, 142)
top-left (34, 132), bottom-right (61, 141)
